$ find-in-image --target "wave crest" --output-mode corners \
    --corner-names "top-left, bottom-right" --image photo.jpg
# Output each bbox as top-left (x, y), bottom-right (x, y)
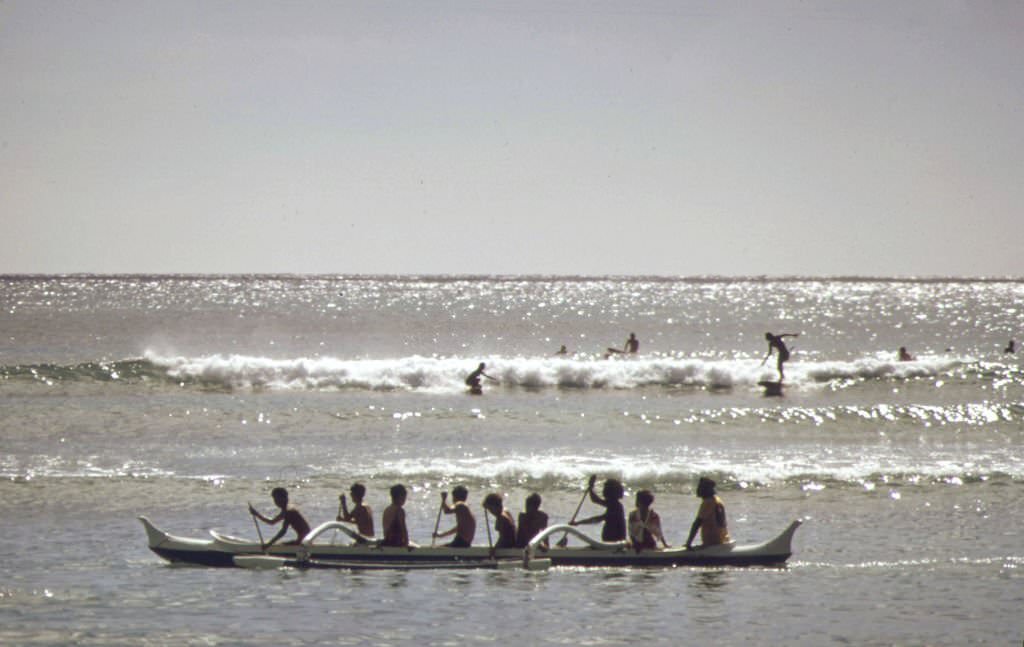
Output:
top-left (0, 352), bottom-right (982, 392)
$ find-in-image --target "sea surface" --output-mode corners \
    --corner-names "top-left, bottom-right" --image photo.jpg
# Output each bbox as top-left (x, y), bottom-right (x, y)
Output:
top-left (1, 275), bottom-right (1022, 646)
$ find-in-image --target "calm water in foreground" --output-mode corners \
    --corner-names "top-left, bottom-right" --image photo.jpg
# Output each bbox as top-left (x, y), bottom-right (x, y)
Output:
top-left (1, 275), bottom-right (1022, 645)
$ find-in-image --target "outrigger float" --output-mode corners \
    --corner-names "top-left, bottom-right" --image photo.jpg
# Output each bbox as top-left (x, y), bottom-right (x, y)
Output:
top-left (140, 517), bottom-right (802, 571)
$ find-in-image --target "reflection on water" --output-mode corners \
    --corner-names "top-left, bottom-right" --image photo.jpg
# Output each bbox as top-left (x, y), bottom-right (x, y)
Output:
top-left (693, 569), bottom-right (730, 593)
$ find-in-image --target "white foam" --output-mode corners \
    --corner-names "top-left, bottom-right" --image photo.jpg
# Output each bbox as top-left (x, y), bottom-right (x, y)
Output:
top-left (143, 350), bottom-right (967, 393)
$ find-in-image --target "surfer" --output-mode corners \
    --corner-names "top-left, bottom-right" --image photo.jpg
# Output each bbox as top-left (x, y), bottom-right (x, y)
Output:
top-left (1006, 339), bottom-right (1016, 354)
top-left (606, 333), bottom-right (639, 358)
top-left (570, 475), bottom-right (627, 542)
top-left (338, 482), bottom-right (374, 537)
top-left (434, 486), bottom-right (476, 548)
top-left (898, 346), bottom-right (914, 362)
top-left (628, 489), bottom-right (670, 552)
top-left (248, 487), bottom-right (311, 548)
top-left (685, 477), bottom-right (731, 550)
top-left (555, 345), bottom-right (569, 355)
top-left (762, 332), bottom-right (799, 381)
top-left (515, 492), bottom-right (550, 548)
top-left (465, 362), bottom-right (497, 393)
top-left (482, 493), bottom-right (517, 549)
top-left (380, 484), bottom-right (411, 547)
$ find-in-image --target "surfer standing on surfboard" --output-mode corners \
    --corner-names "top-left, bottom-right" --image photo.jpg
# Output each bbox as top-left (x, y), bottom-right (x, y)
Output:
top-left (762, 332), bottom-right (799, 381)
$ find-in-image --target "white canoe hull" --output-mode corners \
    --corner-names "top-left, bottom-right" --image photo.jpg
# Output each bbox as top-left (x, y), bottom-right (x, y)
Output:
top-left (140, 517), bottom-right (801, 569)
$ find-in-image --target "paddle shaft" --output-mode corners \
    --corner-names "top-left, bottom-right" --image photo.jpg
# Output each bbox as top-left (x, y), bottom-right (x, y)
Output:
top-left (484, 508), bottom-right (493, 549)
top-left (430, 500), bottom-right (445, 547)
top-left (557, 484), bottom-right (590, 547)
top-left (249, 502), bottom-right (265, 548)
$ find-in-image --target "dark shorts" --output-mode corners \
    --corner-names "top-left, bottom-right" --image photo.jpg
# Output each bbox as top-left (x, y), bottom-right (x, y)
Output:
top-left (447, 536), bottom-right (471, 548)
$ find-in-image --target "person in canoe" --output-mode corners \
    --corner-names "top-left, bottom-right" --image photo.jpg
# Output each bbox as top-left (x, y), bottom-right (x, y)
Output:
top-left (762, 332), bottom-right (799, 381)
top-left (380, 484), bottom-right (411, 548)
top-left (248, 487), bottom-right (311, 548)
top-left (337, 482), bottom-right (374, 538)
top-left (465, 362), bottom-right (498, 394)
top-left (515, 492), bottom-right (550, 548)
top-left (685, 477), bottom-right (731, 550)
top-left (434, 486), bottom-right (477, 548)
top-left (570, 475), bottom-right (627, 542)
top-left (482, 493), bottom-right (517, 549)
top-left (628, 489), bottom-right (670, 552)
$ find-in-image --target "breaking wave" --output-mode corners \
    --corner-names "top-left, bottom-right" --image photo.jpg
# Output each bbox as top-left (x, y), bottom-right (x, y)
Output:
top-left (0, 351), bottom-right (1002, 393)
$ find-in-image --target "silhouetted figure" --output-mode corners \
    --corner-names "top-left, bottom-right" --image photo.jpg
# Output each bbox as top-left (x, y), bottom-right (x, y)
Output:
top-left (465, 362), bottom-right (497, 393)
top-left (625, 333), bottom-right (639, 354)
top-left (762, 332), bottom-right (799, 381)
top-left (249, 487), bottom-right (311, 548)
top-left (482, 493), bottom-right (517, 550)
top-left (570, 475), bottom-right (627, 542)
top-left (434, 486), bottom-right (476, 548)
top-left (606, 332), bottom-right (639, 358)
top-left (898, 346), bottom-right (914, 362)
top-left (338, 482), bottom-right (374, 537)
top-left (555, 345), bottom-right (568, 355)
top-left (1006, 339), bottom-right (1016, 354)
top-left (516, 493), bottom-right (549, 548)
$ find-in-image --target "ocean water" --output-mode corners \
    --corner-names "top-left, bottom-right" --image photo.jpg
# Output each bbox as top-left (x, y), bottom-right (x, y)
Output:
top-left (1, 275), bottom-right (1022, 646)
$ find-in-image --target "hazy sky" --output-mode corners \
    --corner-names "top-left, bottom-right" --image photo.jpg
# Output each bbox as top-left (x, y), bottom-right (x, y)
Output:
top-left (2, 1), bottom-right (1022, 276)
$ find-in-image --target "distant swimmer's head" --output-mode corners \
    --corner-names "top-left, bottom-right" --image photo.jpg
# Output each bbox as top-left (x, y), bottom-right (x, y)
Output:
top-left (603, 478), bottom-right (624, 501)
top-left (697, 477), bottom-right (716, 498)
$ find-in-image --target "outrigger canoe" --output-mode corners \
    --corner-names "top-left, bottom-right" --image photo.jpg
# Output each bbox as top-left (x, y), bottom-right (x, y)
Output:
top-left (140, 516), bottom-right (802, 569)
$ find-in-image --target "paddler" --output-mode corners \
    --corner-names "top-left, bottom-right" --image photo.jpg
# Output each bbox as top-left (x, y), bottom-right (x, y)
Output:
top-left (628, 489), bottom-right (670, 552)
top-left (684, 477), bottom-right (731, 550)
top-left (515, 492), bottom-right (550, 548)
top-left (248, 487), bottom-right (311, 548)
top-left (569, 475), bottom-right (627, 542)
top-left (482, 493), bottom-right (517, 549)
top-left (337, 482), bottom-right (374, 537)
top-left (433, 486), bottom-right (476, 548)
top-left (380, 484), bottom-right (411, 547)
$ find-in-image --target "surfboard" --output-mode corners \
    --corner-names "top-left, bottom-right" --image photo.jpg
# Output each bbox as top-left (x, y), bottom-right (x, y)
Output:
top-left (758, 380), bottom-right (784, 397)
